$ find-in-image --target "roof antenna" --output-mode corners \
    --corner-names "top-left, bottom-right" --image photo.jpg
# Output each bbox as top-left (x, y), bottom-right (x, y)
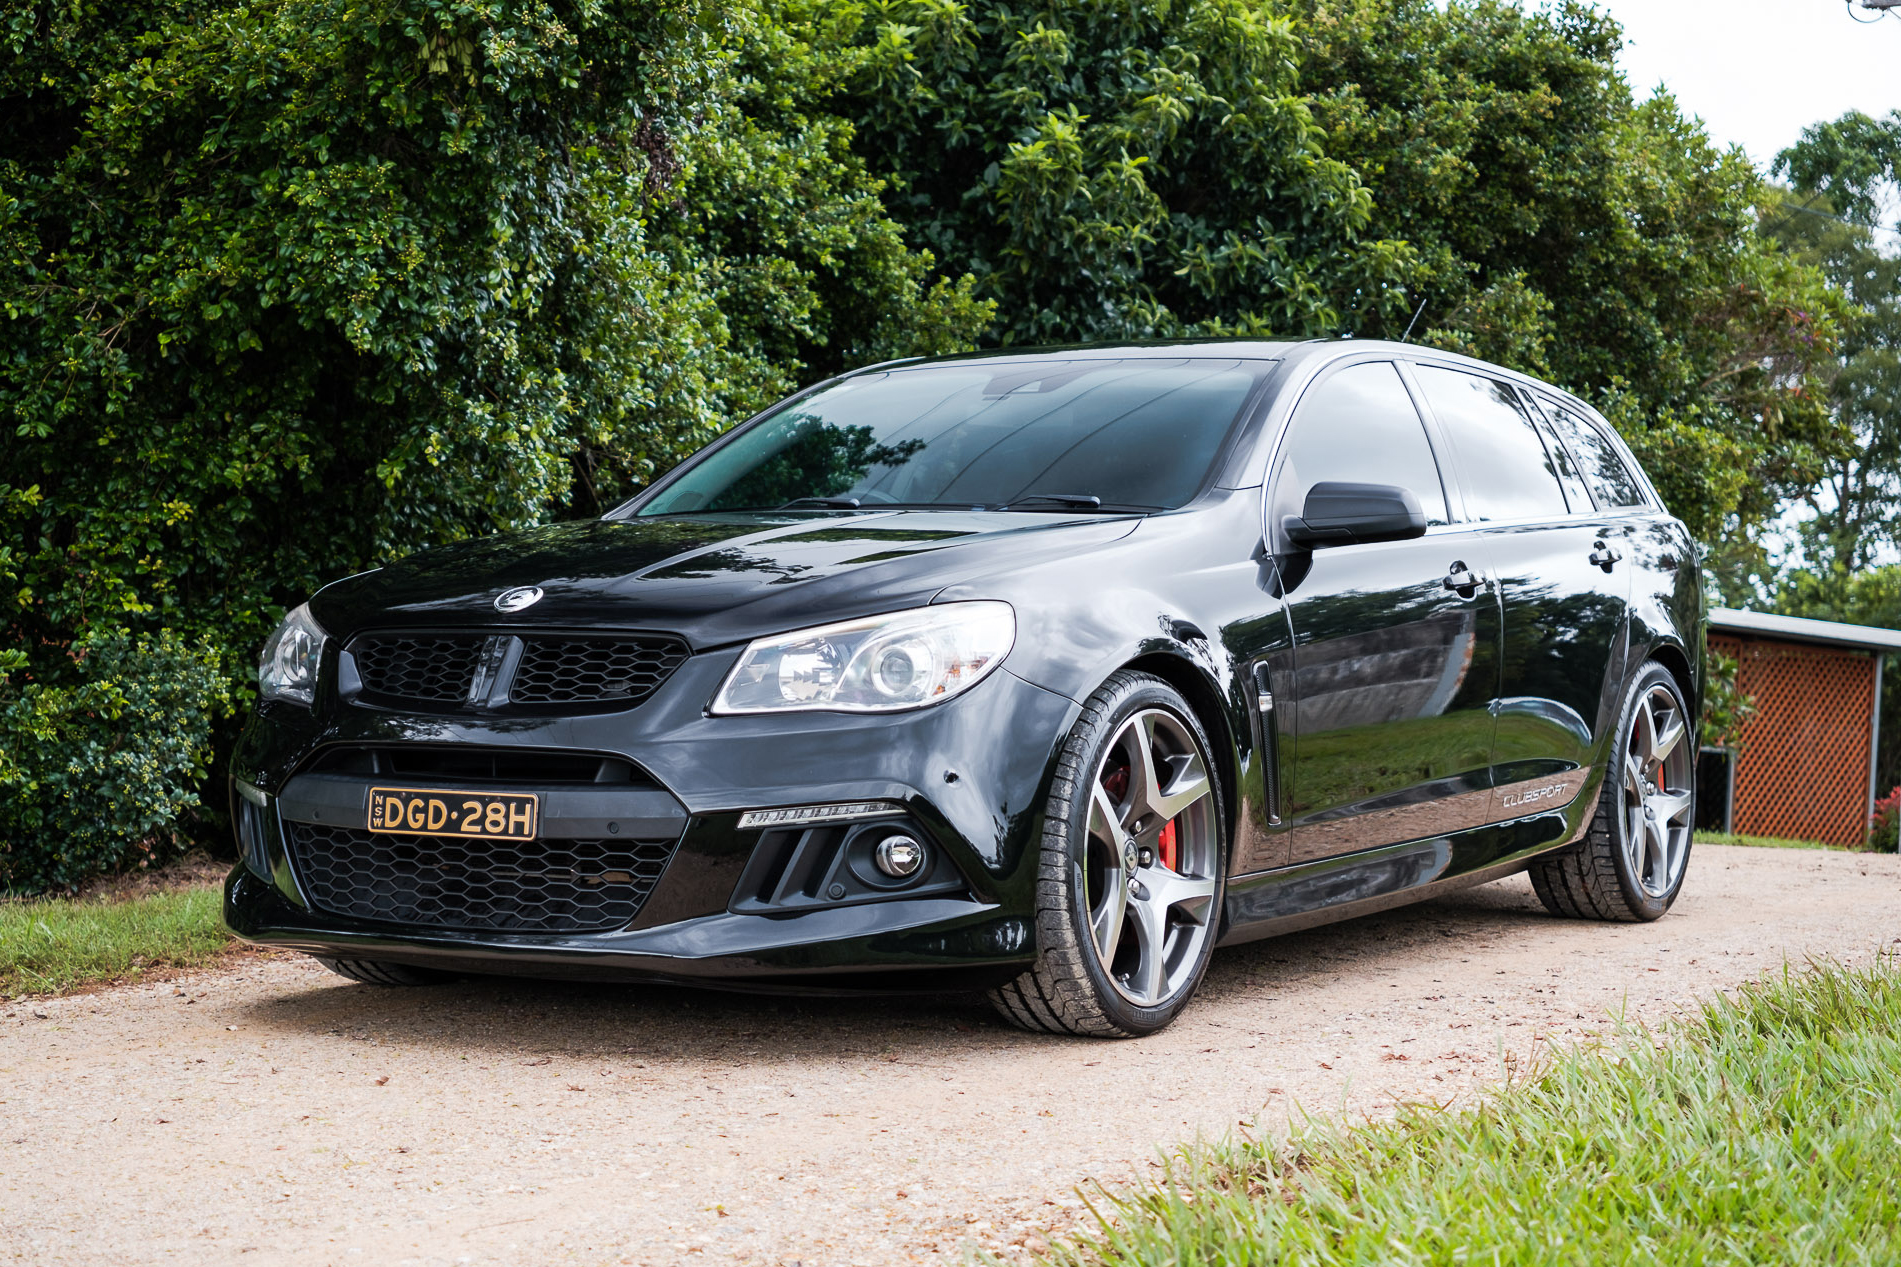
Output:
top-left (1400, 296), bottom-right (1428, 343)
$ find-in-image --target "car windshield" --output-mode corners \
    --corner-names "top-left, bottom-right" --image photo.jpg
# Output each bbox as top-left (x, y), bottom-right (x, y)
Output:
top-left (628, 357), bottom-right (1272, 516)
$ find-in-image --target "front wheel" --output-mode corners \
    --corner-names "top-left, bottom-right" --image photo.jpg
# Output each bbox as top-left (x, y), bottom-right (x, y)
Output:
top-left (989, 672), bottom-right (1226, 1037)
top-left (1529, 661), bottom-right (1695, 922)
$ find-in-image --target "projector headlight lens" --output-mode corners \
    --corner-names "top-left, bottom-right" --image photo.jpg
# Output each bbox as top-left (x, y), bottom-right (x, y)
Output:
top-left (257, 602), bottom-right (327, 708)
top-left (711, 602), bottom-right (1015, 715)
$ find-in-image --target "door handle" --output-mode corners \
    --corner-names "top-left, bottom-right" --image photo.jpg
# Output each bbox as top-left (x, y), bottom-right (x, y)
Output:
top-left (1589, 541), bottom-right (1623, 571)
top-left (1443, 562), bottom-right (1480, 596)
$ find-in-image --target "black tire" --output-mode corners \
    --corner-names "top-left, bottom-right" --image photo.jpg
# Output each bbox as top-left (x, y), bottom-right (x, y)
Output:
top-left (989, 671), bottom-right (1227, 1038)
top-left (314, 957), bottom-right (455, 986)
top-left (1529, 661), bottom-right (1695, 922)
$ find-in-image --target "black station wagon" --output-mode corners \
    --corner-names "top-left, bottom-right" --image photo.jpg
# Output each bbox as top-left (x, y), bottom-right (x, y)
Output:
top-left (229, 340), bottom-right (1703, 1037)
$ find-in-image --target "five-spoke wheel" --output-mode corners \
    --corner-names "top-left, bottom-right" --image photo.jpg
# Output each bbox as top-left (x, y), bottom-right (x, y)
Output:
top-left (1621, 680), bottom-right (1694, 900)
top-left (990, 672), bottom-right (1226, 1036)
top-left (1082, 708), bottom-right (1219, 1007)
top-left (1530, 661), bottom-right (1695, 922)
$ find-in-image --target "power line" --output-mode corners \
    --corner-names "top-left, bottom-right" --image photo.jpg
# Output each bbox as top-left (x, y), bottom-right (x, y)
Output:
top-left (1765, 193), bottom-right (1901, 242)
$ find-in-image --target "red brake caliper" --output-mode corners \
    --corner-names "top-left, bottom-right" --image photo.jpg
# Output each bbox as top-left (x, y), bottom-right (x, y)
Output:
top-left (1158, 818), bottom-right (1178, 871)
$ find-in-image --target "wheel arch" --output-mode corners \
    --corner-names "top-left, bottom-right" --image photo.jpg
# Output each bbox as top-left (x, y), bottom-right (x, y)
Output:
top-left (1118, 650), bottom-right (1244, 866)
top-left (1645, 638), bottom-right (1699, 720)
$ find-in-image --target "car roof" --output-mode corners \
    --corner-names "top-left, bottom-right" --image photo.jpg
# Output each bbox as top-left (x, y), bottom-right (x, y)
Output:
top-left (850, 337), bottom-right (1592, 414)
top-left (847, 338), bottom-right (1299, 373)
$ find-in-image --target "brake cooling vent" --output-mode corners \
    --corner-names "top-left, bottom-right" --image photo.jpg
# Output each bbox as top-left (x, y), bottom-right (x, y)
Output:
top-left (285, 823), bottom-right (677, 933)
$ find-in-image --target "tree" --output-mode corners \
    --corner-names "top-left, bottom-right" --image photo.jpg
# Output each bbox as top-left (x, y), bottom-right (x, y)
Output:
top-left (1766, 113), bottom-right (1901, 584)
top-left (0, 0), bottom-right (988, 887)
top-left (843, 0), bottom-right (1417, 344)
top-left (1764, 111), bottom-right (1901, 808)
top-left (841, 0), bottom-right (1849, 542)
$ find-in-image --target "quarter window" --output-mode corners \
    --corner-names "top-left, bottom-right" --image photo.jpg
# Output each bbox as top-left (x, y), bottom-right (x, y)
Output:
top-left (1529, 410), bottom-right (1594, 512)
top-left (1276, 361), bottom-right (1448, 526)
top-left (1412, 365), bottom-right (1568, 522)
top-left (1540, 401), bottom-right (1650, 509)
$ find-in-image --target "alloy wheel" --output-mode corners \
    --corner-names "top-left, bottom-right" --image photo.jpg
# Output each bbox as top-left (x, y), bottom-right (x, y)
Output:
top-left (1082, 708), bottom-right (1219, 1007)
top-left (1622, 682), bottom-right (1694, 899)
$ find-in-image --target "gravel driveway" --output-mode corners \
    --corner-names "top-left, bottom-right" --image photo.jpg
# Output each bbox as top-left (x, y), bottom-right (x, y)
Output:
top-left (4, 843), bottom-right (1898, 1266)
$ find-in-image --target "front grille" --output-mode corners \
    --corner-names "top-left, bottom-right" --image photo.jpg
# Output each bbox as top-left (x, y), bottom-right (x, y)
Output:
top-left (354, 635), bottom-right (483, 704)
top-left (345, 632), bottom-right (688, 712)
top-left (286, 823), bottom-right (675, 933)
top-left (510, 636), bottom-right (687, 706)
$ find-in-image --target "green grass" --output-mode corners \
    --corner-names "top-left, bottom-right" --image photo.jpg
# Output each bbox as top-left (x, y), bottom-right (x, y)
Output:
top-left (1035, 959), bottom-right (1901, 1266)
top-left (1695, 830), bottom-right (1842, 850)
top-left (0, 886), bottom-right (233, 998)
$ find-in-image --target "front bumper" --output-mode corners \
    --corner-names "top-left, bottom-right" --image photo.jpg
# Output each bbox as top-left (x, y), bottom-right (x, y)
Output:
top-left (225, 657), bottom-right (1077, 990)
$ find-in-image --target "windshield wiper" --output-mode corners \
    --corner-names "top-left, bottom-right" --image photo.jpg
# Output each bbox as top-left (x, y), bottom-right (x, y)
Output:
top-left (777, 496), bottom-right (863, 510)
top-left (998, 493), bottom-right (1155, 513)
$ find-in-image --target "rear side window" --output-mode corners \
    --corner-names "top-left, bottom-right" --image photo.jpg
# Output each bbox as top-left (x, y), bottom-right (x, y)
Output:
top-left (1528, 411), bottom-right (1594, 512)
top-left (1276, 361), bottom-right (1448, 525)
top-left (1540, 401), bottom-right (1650, 509)
top-left (1412, 365), bottom-right (1568, 522)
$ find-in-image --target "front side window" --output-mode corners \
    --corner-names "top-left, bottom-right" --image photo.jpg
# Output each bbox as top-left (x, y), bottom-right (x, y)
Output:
top-left (1412, 365), bottom-right (1568, 522)
top-left (1540, 400), bottom-right (1650, 509)
top-left (631, 358), bottom-right (1271, 516)
top-left (1274, 361), bottom-right (1449, 525)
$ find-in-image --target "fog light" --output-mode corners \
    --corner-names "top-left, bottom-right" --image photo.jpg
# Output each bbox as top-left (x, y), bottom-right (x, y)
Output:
top-left (873, 834), bottom-right (926, 879)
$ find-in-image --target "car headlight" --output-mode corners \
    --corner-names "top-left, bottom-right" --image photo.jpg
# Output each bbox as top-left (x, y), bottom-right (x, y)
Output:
top-left (711, 602), bottom-right (1015, 715)
top-left (258, 602), bottom-right (327, 707)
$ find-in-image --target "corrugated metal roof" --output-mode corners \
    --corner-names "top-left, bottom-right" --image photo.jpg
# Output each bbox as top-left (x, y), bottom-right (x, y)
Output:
top-left (1708, 608), bottom-right (1901, 653)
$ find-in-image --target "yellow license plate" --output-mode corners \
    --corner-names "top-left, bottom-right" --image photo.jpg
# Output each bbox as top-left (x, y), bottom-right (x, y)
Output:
top-left (367, 787), bottom-right (538, 841)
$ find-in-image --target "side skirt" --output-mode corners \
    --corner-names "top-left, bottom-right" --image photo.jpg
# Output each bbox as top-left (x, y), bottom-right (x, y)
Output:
top-left (1215, 809), bottom-right (1571, 946)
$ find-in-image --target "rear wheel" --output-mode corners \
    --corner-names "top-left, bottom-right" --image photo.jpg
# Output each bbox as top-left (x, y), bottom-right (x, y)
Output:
top-left (990, 672), bottom-right (1226, 1037)
top-left (314, 957), bottom-right (455, 986)
top-left (1529, 661), bottom-right (1694, 922)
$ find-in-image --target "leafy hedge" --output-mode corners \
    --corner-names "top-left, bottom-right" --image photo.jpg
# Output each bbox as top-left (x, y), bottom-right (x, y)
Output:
top-left (0, 633), bottom-right (231, 892)
top-left (0, 0), bottom-right (1857, 889)
top-left (0, 0), bottom-right (988, 889)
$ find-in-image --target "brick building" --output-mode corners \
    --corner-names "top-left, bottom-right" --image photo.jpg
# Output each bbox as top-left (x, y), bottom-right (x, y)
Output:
top-left (1704, 609), bottom-right (1900, 847)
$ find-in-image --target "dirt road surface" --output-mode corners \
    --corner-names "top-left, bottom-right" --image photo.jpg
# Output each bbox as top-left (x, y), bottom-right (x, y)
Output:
top-left (4, 844), bottom-right (1898, 1266)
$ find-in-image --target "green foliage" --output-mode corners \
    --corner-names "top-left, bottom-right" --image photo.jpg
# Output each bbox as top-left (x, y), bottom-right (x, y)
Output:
top-left (1870, 786), bottom-right (1899, 854)
top-left (1032, 959), bottom-right (1901, 1266)
top-left (841, 0), bottom-right (1848, 541)
top-left (0, 0), bottom-right (988, 887)
top-left (0, 631), bottom-right (232, 893)
top-left (1775, 109), bottom-right (1901, 230)
top-left (1699, 647), bottom-right (1754, 751)
top-left (1282, 1), bottom-right (1851, 542)
top-left (1763, 118), bottom-right (1901, 586)
top-left (1761, 112), bottom-right (1901, 804)
top-left (845, 0), bottom-right (1414, 344)
top-left (0, 883), bottom-right (231, 997)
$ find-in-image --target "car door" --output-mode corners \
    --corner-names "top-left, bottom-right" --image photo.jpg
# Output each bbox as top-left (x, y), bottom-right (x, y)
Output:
top-left (1405, 363), bottom-right (1633, 821)
top-left (1266, 359), bottom-right (1504, 868)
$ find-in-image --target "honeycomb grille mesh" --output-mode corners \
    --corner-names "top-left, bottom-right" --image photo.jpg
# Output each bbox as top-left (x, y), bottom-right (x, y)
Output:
top-left (510, 636), bottom-right (687, 706)
top-left (1710, 633), bottom-right (1878, 846)
top-left (286, 823), bottom-right (676, 933)
top-left (354, 635), bottom-right (483, 704)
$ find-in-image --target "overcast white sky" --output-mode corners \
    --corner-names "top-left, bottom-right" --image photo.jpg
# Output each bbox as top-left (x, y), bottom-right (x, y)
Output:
top-left (1593, 0), bottom-right (1900, 172)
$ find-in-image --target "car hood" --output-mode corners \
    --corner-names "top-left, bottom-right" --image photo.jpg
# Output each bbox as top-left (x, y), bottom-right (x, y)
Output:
top-left (309, 510), bottom-right (1141, 650)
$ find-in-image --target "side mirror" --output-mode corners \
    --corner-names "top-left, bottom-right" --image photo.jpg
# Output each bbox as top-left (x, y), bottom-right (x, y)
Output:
top-left (1283, 481), bottom-right (1428, 548)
